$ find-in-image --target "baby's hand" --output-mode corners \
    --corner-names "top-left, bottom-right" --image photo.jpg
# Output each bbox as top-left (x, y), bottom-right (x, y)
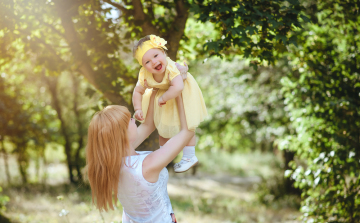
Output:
top-left (134, 109), bottom-right (144, 121)
top-left (158, 96), bottom-right (166, 107)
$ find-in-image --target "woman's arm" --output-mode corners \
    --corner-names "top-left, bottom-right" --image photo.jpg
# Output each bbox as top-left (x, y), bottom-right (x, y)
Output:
top-left (131, 89), bottom-right (157, 149)
top-left (143, 94), bottom-right (194, 183)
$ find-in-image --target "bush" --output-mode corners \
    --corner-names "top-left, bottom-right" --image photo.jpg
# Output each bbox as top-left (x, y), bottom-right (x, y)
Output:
top-left (279, 1), bottom-right (360, 222)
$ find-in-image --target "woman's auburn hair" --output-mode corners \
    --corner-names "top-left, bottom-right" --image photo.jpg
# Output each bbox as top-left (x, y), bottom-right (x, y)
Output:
top-left (86, 105), bottom-right (131, 211)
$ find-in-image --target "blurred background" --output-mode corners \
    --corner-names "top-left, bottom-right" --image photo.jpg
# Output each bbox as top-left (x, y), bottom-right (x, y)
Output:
top-left (0, 0), bottom-right (359, 222)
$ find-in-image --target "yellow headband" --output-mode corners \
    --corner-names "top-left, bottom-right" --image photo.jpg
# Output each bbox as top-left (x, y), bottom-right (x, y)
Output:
top-left (135, 35), bottom-right (168, 66)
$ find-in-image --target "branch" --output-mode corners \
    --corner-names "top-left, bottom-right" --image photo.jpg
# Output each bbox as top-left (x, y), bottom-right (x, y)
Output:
top-left (19, 29), bottom-right (66, 65)
top-left (132, 0), bottom-right (146, 20)
top-left (56, 1), bottom-right (128, 105)
top-left (102, 0), bottom-right (130, 14)
top-left (38, 20), bottom-right (66, 39)
top-left (174, 0), bottom-right (187, 18)
top-left (33, 37), bottom-right (66, 64)
top-left (132, 0), bottom-right (159, 35)
top-left (172, 0), bottom-right (189, 31)
top-left (146, 0), bottom-right (155, 19)
top-left (165, 0), bottom-right (189, 59)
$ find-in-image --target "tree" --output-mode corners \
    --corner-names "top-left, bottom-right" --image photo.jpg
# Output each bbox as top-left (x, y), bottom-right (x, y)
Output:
top-left (0, 0), bottom-right (191, 152)
top-left (280, 1), bottom-right (360, 222)
top-left (0, 0), bottom-right (307, 182)
top-left (43, 71), bottom-right (94, 184)
top-left (0, 73), bottom-right (54, 184)
top-left (191, 0), bottom-right (308, 68)
top-left (1, 0), bottom-right (306, 104)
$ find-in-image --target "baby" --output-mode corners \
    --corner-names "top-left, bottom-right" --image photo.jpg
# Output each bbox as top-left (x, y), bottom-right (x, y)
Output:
top-left (132, 35), bottom-right (207, 173)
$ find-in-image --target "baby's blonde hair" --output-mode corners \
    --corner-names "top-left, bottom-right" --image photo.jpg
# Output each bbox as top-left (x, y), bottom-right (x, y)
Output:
top-left (133, 35), bottom-right (151, 58)
top-left (86, 105), bottom-right (131, 211)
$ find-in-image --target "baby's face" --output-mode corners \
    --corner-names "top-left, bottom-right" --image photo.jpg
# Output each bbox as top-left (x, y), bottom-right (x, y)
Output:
top-left (142, 48), bottom-right (167, 75)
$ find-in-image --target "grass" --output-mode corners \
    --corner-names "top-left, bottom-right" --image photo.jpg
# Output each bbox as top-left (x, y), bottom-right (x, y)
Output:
top-left (196, 150), bottom-right (282, 177)
top-left (0, 149), bottom-right (300, 223)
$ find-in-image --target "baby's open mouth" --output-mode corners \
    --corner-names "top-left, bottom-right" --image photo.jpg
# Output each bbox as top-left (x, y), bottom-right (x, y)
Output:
top-left (155, 64), bottom-right (162, 71)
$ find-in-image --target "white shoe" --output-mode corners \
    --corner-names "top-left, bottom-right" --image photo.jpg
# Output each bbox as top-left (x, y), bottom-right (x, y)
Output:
top-left (173, 156), bottom-right (199, 173)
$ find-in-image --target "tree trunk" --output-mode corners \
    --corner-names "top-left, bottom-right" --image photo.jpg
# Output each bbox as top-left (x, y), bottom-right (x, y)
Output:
top-left (35, 146), bottom-right (45, 182)
top-left (17, 144), bottom-right (28, 185)
top-left (1, 140), bottom-right (11, 185)
top-left (74, 141), bottom-right (83, 183)
top-left (44, 75), bottom-right (75, 184)
top-left (162, 0), bottom-right (189, 60)
top-left (283, 149), bottom-right (301, 195)
top-left (71, 73), bottom-right (84, 183)
top-left (135, 0), bottom-right (189, 60)
top-left (41, 146), bottom-right (48, 184)
top-left (132, 0), bottom-right (189, 153)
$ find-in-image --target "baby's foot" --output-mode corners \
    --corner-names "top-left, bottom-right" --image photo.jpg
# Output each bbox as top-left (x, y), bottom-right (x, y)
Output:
top-left (173, 156), bottom-right (199, 173)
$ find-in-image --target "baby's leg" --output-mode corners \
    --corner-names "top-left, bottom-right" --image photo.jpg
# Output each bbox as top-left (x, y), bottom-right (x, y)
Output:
top-left (186, 135), bottom-right (196, 146)
top-left (174, 129), bottom-right (198, 173)
top-left (159, 135), bottom-right (169, 146)
top-left (182, 135), bottom-right (196, 160)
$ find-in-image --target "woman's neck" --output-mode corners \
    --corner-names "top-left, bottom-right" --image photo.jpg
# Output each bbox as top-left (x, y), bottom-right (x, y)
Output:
top-left (128, 144), bottom-right (138, 156)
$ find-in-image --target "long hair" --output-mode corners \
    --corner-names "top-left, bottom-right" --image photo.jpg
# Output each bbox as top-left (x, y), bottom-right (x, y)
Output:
top-left (86, 105), bottom-right (131, 211)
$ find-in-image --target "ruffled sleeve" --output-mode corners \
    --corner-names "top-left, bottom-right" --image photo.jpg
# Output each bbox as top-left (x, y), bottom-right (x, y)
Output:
top-left (138, 67), bottom-right (146, 87)
top-left (166, 57), bottom-right (180, 82)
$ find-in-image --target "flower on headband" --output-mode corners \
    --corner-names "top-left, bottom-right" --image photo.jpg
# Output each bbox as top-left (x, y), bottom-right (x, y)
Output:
top-left (135, 35), bottom-right (168, 66)
top-left (149, 35), bottom-right (168, 50)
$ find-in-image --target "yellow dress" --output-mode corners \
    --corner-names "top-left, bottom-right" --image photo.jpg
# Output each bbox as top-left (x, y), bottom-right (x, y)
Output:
top-left (138, 57), bottom-right (207, 138)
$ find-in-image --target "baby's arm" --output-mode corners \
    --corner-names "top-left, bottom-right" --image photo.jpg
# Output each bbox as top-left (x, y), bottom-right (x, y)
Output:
top-left (132, 81), bottom-right (146, 120)
top-left (158, 75), bottom-right (184, 106)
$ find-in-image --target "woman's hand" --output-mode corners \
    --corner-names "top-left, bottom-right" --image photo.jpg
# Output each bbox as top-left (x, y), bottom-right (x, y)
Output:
top-left (175, 62), bottom-right (188, 81)
top-left (144, 79), bottom-right (150, 88)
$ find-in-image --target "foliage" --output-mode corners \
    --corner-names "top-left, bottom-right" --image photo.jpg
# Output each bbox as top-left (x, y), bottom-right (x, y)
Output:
top-left (191, 0), bottom-right (309, 68)
top-left (194, 57), bottom-right (291, 152)
top-left (0, 70), bottom-right (56, 184)
top-left (257, 173), bottom-right (301, 209)
top-left (177, 17), bottom-right (219, 61)
top-left (279, 1), bottom-right (360, 222)
top-left (0, 0), bottom-right (136, 106)
top-left (0, 187), bottom-right (9, 211)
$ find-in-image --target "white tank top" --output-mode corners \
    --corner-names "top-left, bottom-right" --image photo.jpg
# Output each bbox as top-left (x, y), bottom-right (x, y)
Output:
top-left (118, 151), bottom-right (174, 223)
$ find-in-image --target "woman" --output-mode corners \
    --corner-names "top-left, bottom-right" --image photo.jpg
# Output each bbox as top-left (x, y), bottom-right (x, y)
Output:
top-left (86, 68), bottom-right (193, 222)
